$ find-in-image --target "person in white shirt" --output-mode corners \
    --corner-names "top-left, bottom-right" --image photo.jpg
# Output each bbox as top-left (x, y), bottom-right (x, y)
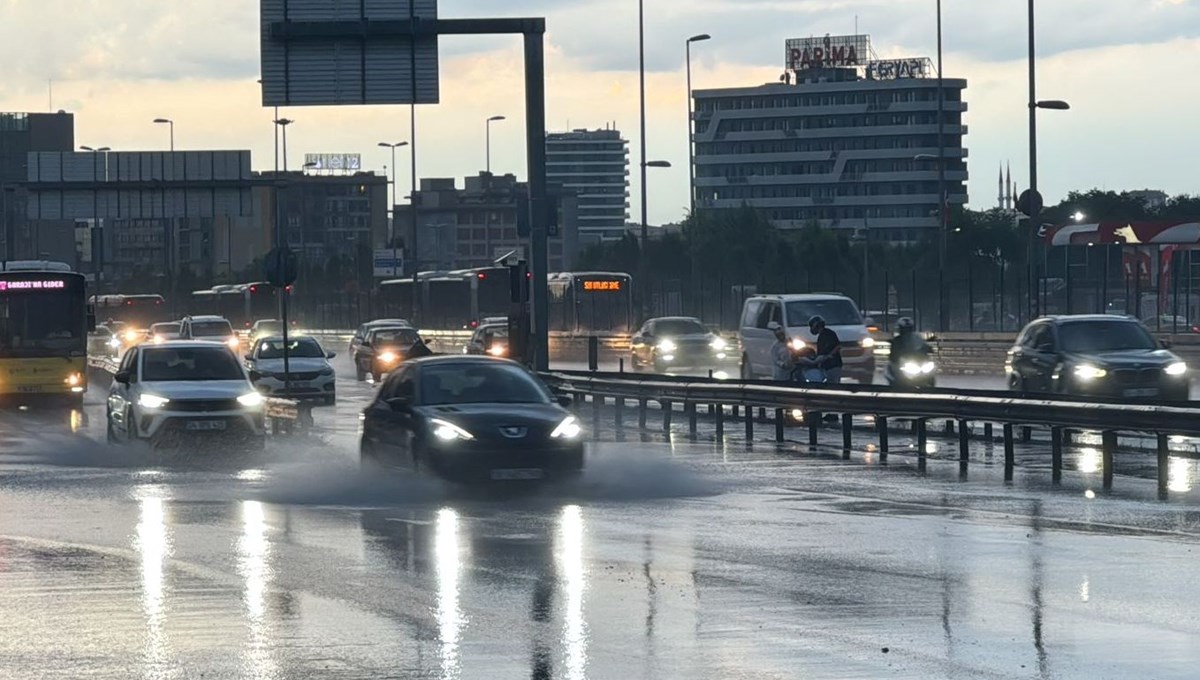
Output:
top-left (768, 322), bottom-right (794, 381)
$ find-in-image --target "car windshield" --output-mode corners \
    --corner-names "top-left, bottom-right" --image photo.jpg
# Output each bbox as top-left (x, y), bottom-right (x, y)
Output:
top-left (1059, 321), bottom-right (1157, 353)
top-left (151, 323), bottom-right (180, 334)
top-left (420, 362), bottom-right (551, 405)
top-left (191, 321), bottom-right (233, 337)
top-left (370, 328), bottom-right (420, 347)
top-left (257, 338), bottom-right (325, 359)
top-left (254, 321), bottom-right (283, 335)
top-left (654, 319), bottom-right (707, 336)
top-left (786, 299), bottom-right (863, 327)
top-left (141, 347), bottom-right (245, 381)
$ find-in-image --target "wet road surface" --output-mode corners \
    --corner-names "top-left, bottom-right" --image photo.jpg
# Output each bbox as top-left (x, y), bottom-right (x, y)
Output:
top-left (2, 353), bottom-right (1200, 678)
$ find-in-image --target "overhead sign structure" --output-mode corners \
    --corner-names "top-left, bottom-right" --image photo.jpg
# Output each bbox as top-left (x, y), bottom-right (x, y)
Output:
top-left (786, 34), bottom-right (871, 72)
top-left (304, 153), bottom-right (362, 172)
top-left (373, 248), bottom-right (404, 279)
top-left (260, 0), bottom-right (440, 106)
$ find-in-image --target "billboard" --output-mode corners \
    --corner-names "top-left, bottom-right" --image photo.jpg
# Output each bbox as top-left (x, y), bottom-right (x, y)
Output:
top-left (304, 153), bottom-right (362, 172)
top-left (260, 0), bottom-right (440, 106)
top-left (786, 34), bottom-right (871, 71)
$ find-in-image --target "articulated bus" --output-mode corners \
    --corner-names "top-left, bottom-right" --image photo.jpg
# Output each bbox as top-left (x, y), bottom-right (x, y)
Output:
top-left (189, 283), bottom-right (287, 328)
top-left (90, 294), bottom-right (167, 330)
top-left (380, 267), bottom-right (514, 330)
top-left (548, 272), bottom-right (634, 334)
top-left (0, 261), bottom-right (92, 403)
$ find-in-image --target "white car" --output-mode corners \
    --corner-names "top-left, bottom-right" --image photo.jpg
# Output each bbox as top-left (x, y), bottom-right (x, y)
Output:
top-left (149, 322), bottom-right (183, 344)
top-left (180, 315), bottom-right (241, 351)
top-left (106, 341), bottom-right (266, 450)
top-left (738, 293), bottom-right (876, 383)
top-left (244, 335), bottom-right (337, 405)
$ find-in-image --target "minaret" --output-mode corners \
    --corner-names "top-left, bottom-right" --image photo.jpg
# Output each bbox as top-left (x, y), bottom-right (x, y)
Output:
top-left (1005, 163), bottom-right (1013, 210)
top-left (998, 165), bottom-right (1004, 209)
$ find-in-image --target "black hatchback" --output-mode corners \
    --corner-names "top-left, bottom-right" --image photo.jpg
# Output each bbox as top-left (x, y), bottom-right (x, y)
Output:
top-left (360, 356), bottom-right (584, 483)
top-left (1006, 315), bottom-right (1190, 401)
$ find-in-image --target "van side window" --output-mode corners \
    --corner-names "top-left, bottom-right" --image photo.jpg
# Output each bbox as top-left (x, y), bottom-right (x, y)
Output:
top-left (755, 302), bottom-right (779, 330)
top-left (741, 301), bottom-right (763, 328)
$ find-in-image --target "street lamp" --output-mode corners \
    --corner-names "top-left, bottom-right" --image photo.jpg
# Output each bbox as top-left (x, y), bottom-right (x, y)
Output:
top-left (80, 146), bottom-right (111, 287)
top-left (485, 115), bottom-right (506, 175)
top-left (1073, 211), bottom-right (1086, 223)
top-left (273, 118), bottom-right (294, 172)
top-left (686, 33), bottom-right (711, 216)
top-left (378, 142), bottom-right (410, 246)
top-left (153, 118), bottom-right (174, 152)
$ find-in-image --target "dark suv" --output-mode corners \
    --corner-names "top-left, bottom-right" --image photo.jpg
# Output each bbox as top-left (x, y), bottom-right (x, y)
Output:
top-left (1006, 315), bottom-right (1189, 401)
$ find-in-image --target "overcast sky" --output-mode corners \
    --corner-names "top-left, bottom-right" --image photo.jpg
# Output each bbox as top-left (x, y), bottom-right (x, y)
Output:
top-left (1, 0), bottom-right (1198, 225)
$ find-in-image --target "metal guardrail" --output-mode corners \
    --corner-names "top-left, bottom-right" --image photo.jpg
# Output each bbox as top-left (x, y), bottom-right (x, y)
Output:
top-left (541, 370), bottom-right (1200, 500)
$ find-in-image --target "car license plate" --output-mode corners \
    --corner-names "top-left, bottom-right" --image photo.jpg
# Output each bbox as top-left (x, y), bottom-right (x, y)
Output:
top-left (16, 386), bottom-right (40, 393)
top-left (1124, 388), bottom-right (1159, 398)
top-left (491, 468), bottom-right (544, 481)
top-left (186, 420), bottom-right (227, 431)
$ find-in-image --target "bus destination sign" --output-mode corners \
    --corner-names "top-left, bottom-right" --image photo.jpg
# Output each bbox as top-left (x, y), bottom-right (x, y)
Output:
top-left (0, 280), bottom-right (66, 292)
top-left (583, 280), bottom-right (622, 292)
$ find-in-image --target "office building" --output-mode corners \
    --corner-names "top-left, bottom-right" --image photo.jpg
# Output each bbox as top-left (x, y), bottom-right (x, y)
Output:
top-left (546, 128), bottom-right (629, 242)
top-left (692, 35), bottom-right (968, 240)
top-left (396, 172), bottom-right (579, 272)
top-left (0, 111), bottom-right (75, 262)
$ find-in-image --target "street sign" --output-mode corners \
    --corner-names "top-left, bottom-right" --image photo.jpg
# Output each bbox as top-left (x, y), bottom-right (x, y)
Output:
top-left (260, 0), bottom-right (440, 107)
top-left (264, 247), bottom-right (299, 287)
top-left (373, 248), bottom-right (404, 278)
top-left (1017, 189), bottom-right (1044, 218)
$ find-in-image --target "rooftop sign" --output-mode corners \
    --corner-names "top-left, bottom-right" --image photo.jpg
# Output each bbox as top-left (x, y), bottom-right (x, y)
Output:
top-left (786, 35), bottom-right (871, 72)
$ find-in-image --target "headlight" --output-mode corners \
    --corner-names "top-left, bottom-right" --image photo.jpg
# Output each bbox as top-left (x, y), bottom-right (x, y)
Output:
top-left (656, 339), bottom-right (677, 352)
top-left (226, 337), bottom-right (240, 349)
top-left (790, 338), bottom-right (807, 351)
top-left (138, 394), bottom-right (170, 409)
top-left (152, 335), bottom-right (165, 344)
top-left (710, 337), bottom-right (728, 351)
top-left (378, 351), bottom-right (399, 364)
top-left (488, 344), bottom-right (507, 357)
top-left (900, 362), bottom-right (922, 376)
top-left (108, 338), bottom-right (121, 348)
top-left (237, 392), bottom-right (265, 408)
top-left (861, 337), bottom-right (876, 349)
top-left (431, 418), bottom-right (474, 441)
top-left (64, 373), bottom-right (83, 387)
top-left (1073, 364), bottom-right (1108, 381)
top-left (318, 367), bottom-right (334, 376)
top-left (1166, 361), bottom-right (1188, 377)
top-left (550, 415), bottom-right (582, 439)
top-left (123, 330), bottom-right (140, 343)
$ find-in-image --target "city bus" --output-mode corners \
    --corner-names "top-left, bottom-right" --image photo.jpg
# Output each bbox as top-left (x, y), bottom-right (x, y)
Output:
top-left (189, 283), bottom-right (288, 328)
top-left (0, 262), bottom-right (93, 404)
top-left (90, 293), bottom-right (167, 330)
top-left (548, 272), bottom-right (634, 334)
top-left (463, 267), bottom-right (514, 327)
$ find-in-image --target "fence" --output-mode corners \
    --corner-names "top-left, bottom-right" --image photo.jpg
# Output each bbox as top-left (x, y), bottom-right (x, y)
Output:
top-left (542, 370), bottom-right (1200, 500)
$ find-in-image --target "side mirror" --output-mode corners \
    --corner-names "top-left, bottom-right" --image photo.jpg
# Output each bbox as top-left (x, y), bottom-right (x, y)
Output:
top-left (386, 396), bottom-right (413, 412)
top-left (114, 371), bottom-right (131, 385)
top-left (327, 351), bottom-right (337, 359)
top-left (248, 370), bottom-right (262, 382)
top-left (244, 355), bottom-right (253, 362)
top-left (557, 395), bottom-right (574, 408)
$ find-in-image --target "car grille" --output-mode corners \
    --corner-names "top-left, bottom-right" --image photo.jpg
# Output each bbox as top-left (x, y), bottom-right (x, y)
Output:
top-left (171, 398), bottom-right (241, 412)
top-left (1113, 368), bottom-right (1160, 386)
top-left (279, 371), bottom-right (322, 381)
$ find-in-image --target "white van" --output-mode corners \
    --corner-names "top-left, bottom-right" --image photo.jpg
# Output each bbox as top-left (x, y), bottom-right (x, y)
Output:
top-left (738, 294), bottom-right (876, 383)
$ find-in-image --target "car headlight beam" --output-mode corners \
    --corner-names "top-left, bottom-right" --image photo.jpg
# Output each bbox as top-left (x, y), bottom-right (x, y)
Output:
top-left (138, 394), bottom-right (170, 409)
top-left (431, 418), bottom-right (474, 442)
top-left (237, 392), bottom-right (265, 408)
top-left (1166, 361), bottom-right (1188, 377)
top-left (1073, 364), bottom-right (1108, 381)
top-left (710, 337), bottom-right (728, 351)
top-left (861, 337), bottom-right (876, 349)
top-left (656, 339), bottom-right (677, 352)
top-left (225, 337), bottom-right (240, 349)
top-left (551, 415), bottom-right (582, 439)
top-left (378, 351), bottom-right (399, 364)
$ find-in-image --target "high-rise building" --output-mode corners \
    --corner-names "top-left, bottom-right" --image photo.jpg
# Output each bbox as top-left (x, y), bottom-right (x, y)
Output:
top-left (545, 128), bottom-right (629, 242)
top-left (0, 111), bottom-right (75, 262)
top-left (692, 35), bottom-right (968, 241)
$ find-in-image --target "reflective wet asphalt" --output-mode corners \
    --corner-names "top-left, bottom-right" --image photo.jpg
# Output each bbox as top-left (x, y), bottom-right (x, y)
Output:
top-left (2, 352), bottom-right (1200, 679)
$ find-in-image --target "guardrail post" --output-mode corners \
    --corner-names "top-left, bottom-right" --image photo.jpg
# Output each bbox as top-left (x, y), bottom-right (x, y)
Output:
top-left (842, 414), bottom-right (852, 460)
top-left (983, 422), bottom-right (993, 440)
top-left (618, 357), bottom-right (625, 374)
top-left (958, 419), bottom-right (969, 473)
top-left (744, 405), bottom-right (754, 442)
top-left (715, 402), bottom-right (724, 439)
top-left (638, 399), bottom-right (647, 429)
top-left (945, 420), bottom-right (955, 436)
top-left (588, 336), bottom-right (599, 371)
top-left (615, 397), bottom-right (624, 431)
top-left (916, 419), bottom-right (928, 472)
top-left (1157, 434), bottom-right (1170, 501)
top-left (592, 395), bottom-right (602, 431)
top-left (1003, 423), bottom-right (1015, 482)
top-left (688, 402), bottom-right (698, 440)
top-left (808, 412), bottom-right (819, 447)
top-left (662, 400), bottom-right (672, 432)
top-left (878, 416), bottom-right (889, 464)
top-left (1102, 431), bottom-right (1116, 492)
top-left (1021, 426), bottom-right (1032, 443)
top-left (775, 409), bottom-right (785, 443)
top-left (1050, 427), bottom-right (1063, 485)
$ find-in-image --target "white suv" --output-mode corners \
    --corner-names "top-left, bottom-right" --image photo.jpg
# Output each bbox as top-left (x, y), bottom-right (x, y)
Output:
top-left (739, 294), bottom-right (876, 383)
top-left (180, 315), bottom-right (240, 350)
top-left (106, 341), bottom-right (266, 450)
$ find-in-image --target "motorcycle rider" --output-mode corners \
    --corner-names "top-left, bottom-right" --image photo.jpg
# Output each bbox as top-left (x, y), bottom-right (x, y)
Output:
top-left (809, 315), bottom-right (843, 384)
top-left (886, 317), bottom-right (933, 384)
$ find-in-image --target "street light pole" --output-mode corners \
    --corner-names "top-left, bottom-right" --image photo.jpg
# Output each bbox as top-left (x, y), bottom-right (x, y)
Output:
top-left (81, 145), bottom-right (110, 288)
top-left (1027, 0), bottom-right (1039, 320)
top-left (377, 142), bottom-right (409, 246)
top-left (936, 0), bottom-right (948, 332)
top-left (686, 34), bottom-right (711, 217)
top-left (638, 0), bottom-right (650, 315)
top-left (486, 115), bottom-right (506, 175)
top-left (153, 118), bottom-right (174, 152)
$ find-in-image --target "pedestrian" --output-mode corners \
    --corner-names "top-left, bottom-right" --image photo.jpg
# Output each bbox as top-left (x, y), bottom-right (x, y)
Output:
top-left (768, 321), bottom-right (794, 382)
top-left (809, 315), bottom-right (843, 384)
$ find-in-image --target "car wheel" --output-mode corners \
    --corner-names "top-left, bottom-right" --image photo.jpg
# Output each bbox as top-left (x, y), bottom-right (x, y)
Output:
top-left (740, 356), bottom-right (754, 381)
top-left (630, 354), bottom-right (642, 372)
top-left (355, 362), bottom-right (367, 382)
top-left (372, 370), bottom-right (382, 383)
top-left (106, 414), bottom-right (119, 444)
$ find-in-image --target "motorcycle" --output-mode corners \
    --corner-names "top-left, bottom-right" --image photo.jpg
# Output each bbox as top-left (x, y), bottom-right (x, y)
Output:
top-left (885, 351), bottom-right (937, 390)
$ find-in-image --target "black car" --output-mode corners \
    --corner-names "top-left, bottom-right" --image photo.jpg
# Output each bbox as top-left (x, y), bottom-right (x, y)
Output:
top-left (630, 316), bottom-right (731, 372)
top-left (359, 356), bottom-right (584, 483)
top-left (464, 323), bottom-right (509, 357)
top-left (1006, 315), bottom-right (1189, 401)
top-left (353, 325), bottom-right (421, 382)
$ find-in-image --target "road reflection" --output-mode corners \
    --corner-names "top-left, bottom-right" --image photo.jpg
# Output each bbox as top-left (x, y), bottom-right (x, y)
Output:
top-left (1168, 457), bottom-right (1193, 493)
top-left (238, 500), bottom-right (277, 679)
top-left (558, 505), bottom-right (587, 680)
top-left (133, 487), bottom-right (172, 679)
top-left (435, 507), bottom-right (465, 680)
